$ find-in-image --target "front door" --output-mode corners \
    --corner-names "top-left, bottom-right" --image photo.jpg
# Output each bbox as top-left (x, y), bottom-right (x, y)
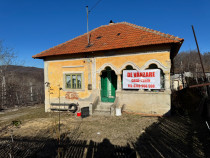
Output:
top-left (101, 69), bottom-right (117, 103)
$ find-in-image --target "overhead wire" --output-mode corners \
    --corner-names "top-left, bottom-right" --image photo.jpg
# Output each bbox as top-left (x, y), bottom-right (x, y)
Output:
top-left (89, 0), bottom-right (103, 13)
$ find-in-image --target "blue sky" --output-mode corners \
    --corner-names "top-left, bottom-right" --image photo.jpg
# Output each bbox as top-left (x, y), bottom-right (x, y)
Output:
top-left (0, 0), bottom-right (209, 68)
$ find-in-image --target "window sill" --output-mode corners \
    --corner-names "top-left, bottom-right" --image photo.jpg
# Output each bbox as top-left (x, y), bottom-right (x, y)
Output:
top-left (62, 88), bottom-right (85, 92)
top-left (117, 89), bottom-right (171, 94)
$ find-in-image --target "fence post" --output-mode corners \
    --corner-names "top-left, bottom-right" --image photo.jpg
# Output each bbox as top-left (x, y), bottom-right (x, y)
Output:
top-left (30, 82), bottom-right (33, 102)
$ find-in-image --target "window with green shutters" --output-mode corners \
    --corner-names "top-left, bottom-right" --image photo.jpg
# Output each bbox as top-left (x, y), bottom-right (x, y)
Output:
top-left (65, 74), bottom-right (82, 89)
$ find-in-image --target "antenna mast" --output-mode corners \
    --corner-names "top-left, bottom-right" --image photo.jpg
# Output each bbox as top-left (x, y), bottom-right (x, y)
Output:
top-left (86, 6), bottom-right (89, 45)
top-left (86, 1), bottom-right (103, 44)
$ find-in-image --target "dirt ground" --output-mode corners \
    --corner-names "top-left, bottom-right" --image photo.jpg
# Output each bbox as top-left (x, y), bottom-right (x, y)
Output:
top-left (0, 104), bottom-right (210, 158)
top-left (0, 105), bottom-right (157, 145)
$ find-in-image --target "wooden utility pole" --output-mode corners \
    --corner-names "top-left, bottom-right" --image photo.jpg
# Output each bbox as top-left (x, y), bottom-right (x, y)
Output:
top-left (192, 25), bottom-right (209, 96)
top-left (192, 25), bottom-right (206, 80)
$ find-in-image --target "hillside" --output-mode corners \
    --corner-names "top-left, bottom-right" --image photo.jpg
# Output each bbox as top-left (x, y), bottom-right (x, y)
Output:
top-left (0, 65), bottom-right (44, 108)
top-left (5, 65), bottom-right (43, 74)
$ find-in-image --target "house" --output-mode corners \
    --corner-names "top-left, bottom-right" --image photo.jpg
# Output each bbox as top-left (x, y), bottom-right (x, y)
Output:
top-left (171, 74), bottom-right (186, 90)
top-left (171, 72), bottom-right (193, 90)
top-left (32, 22), bottom-right (184, 116)
top-left (171, 72), bottom-right (210, 91)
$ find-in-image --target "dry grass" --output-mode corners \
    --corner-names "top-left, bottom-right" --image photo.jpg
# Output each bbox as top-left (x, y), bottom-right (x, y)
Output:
top-left (0, 104), bottom-right (209, 157)
top-left (0, 104), bottom-right (158, 146)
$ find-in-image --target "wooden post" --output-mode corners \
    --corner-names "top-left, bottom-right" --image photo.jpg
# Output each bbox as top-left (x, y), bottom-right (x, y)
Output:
top-left (1, 76), bottom-right (4, 108)
top-left (192, 25), bottom-right (209, 96)
top-left (16, 92), bottom-right (19, 105)
top-left (196, 63), bottom-right (198, 84)
top-left (30, 82), bottom-right (33, 102)
top-left (192, 25), bottom-right (206, 80)
top-left (2, 75), bottom-right (6, 108)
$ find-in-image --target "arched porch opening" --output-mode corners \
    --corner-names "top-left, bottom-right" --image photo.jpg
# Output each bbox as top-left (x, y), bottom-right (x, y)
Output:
top-left (146, 64), bottom-right (165, 90)
top-left (121, 65), bottom-right (138, 90)
top-left (100, 67), bottom-right (117, 102)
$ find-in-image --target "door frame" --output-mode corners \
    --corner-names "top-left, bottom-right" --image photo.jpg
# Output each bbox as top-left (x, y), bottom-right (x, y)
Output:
top-left (100, 67), bottom-right (117, 103)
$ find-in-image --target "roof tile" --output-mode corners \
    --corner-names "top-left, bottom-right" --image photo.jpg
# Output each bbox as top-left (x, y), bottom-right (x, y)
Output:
top-left (33, 22), bottom-right (184, 58)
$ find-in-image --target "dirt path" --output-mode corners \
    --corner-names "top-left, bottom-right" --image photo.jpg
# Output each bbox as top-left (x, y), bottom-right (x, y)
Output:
top-left (0, 112), bottom-right (29, 122)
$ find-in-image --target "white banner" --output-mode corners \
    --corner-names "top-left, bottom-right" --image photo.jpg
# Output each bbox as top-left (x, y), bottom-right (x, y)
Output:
top-left (123, 69), bottom-right (161, 89)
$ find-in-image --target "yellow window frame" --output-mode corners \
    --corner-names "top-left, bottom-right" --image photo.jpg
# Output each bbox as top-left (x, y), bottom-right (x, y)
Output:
top-left (65, 73), bottom-right (82, 89)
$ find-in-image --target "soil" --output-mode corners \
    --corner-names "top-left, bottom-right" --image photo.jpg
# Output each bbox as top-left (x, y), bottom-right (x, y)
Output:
top-left (0, 104), bottom-right (209, 158)
top-left (0, 105), bottom-right (157, 145)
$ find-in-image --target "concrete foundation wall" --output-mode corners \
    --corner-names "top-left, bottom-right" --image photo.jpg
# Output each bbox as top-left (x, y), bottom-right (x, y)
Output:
top-left (117, 91), bottom-right (171, 115)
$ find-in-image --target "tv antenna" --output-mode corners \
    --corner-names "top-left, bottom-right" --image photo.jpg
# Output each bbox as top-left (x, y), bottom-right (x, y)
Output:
top-left (86, 0), bottom-right (103, 45)
top-left (86, 6), bottom-right (90, 45)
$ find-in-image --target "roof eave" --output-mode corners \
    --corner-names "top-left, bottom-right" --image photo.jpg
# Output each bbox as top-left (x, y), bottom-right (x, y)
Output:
top-left (32, 41), bottom-right (183, 59)
top-left (170, 39), bottom-right (184, 59)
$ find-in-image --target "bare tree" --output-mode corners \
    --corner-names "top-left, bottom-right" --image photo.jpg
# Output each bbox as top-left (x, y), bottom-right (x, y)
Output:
top-left (174, 50), bottom-right (210, 87)
top-left (0, 41), bottom-right (17, 68)
top-left (174, 50), bottom-right (210, 74)
top-left (0, 41), bottom-right (44, 110)
top-left (0, 41), bottom-right (17, 109)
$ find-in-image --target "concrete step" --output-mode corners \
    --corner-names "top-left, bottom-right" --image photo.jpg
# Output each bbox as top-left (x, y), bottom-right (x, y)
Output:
top-left (93, 109), bottom-right (111, 116)
top-left (96, 103), bottom-right (112, 110)
top-left (100, 102), bottom-right (113, 106)
top-left (93, 102), bottom-right (113, 116)
top-left (95, 106), bottom-right (110, 111)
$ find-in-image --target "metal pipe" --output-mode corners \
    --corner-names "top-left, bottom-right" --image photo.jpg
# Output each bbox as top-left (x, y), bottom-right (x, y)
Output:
top-left (58, 86), bottom-right (61, 144)
top-left (86, 6), bottom-right (89, 45)
top-left (189, 82), bottom-right (210, 88)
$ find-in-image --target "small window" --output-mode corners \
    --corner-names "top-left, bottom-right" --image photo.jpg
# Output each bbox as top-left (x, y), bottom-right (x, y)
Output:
top-left (65, 74), bottom-right (82, 89)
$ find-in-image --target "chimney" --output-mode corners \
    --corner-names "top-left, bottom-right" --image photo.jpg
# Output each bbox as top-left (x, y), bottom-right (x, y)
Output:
top-left (109, 20), bottom-right (114, 25)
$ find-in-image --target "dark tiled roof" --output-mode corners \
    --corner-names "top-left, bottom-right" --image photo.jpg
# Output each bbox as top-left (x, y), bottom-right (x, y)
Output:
top-left (33, 22), bottom-right (184, 58)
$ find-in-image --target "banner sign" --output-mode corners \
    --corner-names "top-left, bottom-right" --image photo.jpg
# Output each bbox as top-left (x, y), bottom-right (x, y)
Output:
top-left (123, 69), bottom-right (161, 89)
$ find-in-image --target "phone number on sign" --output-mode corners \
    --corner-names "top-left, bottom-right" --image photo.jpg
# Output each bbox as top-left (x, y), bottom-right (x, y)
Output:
top-left (128, 84), bottom-right (155, 88)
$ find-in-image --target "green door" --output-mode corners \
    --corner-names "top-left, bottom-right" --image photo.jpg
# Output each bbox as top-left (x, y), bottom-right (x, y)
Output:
top-left (101, 70), bottom-right (117, 102)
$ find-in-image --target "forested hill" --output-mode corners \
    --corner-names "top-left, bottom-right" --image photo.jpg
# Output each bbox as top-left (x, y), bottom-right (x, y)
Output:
top-left (2, 65), bottom-right (44, 83)
top-left (0, 65), bottom-right (44, 108)
top-left (5, 65), bottom-right (43, 73)
top-left (174, 50), bottom-right (210, 73)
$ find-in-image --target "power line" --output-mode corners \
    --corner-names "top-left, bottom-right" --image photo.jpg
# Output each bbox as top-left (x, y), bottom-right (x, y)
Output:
top-left (89, 0), bottom-right (103, 13)
top-left (86, 0), bottom-right (103, 44)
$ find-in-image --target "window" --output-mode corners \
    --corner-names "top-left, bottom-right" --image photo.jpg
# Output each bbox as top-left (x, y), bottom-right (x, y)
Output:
top-left (65, 74), bottom-right (82, 89)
